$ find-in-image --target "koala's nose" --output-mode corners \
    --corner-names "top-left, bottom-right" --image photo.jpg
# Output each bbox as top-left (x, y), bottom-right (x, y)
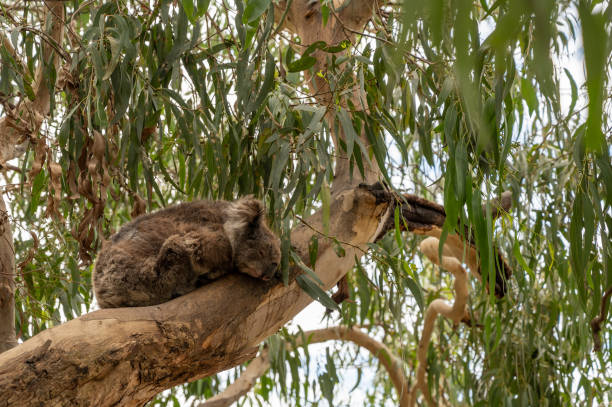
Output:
top-left (264, 263), bottom-right (279, 280)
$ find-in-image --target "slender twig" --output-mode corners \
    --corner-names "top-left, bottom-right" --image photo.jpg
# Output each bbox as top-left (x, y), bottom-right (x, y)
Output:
top-left (591, 286), bottom-right (612, 352)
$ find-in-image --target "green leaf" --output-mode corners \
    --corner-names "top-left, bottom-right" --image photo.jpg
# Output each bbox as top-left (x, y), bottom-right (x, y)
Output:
top-left (564, 68), bottom-right (578, 115)
top-left (321, 180), bottom-right (331, 234)
top-left (337, 108), bottom-right (356, 160)
top-left (578, 2), bottom-right (607, 153)
top-left (102, 36), bottom-right (122, 80)
top-left (243, 0), bottom-right (271, 23)
top-left (296, 275), bottom-right (339, 311)
top-left (520, 78), bottom-right (537, 114)
top-left (513, 240), bottom-right (534, 280)
top-left (393, 206), bottom-right (403, 250)
top-left (321, 4), bottom-right (329, 26)
top-left (287, 55), bottom-right (317, 72)
top-left (181, 0), bottom-right (196, 22)
top-left (402, 262), bottom-right (424, 312)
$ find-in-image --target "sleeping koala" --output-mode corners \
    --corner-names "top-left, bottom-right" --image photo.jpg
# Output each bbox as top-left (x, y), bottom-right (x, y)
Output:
top-left (92, 196), bottom-right (281, 308)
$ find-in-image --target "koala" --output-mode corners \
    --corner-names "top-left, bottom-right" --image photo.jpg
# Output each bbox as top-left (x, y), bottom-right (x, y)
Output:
top-left (92, 196), bottom-right (281, 308)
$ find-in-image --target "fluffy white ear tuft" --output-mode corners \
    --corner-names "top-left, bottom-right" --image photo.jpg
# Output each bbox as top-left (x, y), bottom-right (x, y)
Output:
top-left (223, 196), bottom-right (264, 243)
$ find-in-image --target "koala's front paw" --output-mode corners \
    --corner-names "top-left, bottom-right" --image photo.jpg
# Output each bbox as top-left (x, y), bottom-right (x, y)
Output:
top-left (159, 234), bottom-right (187, 265)
top-left (184, 229), bottom-right (233, 278)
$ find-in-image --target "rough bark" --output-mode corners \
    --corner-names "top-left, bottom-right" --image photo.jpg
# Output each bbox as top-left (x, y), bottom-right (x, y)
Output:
top-left (0, 193), bottom-right (17, 353)
top-left (0, 185), bottom-right (392, 407)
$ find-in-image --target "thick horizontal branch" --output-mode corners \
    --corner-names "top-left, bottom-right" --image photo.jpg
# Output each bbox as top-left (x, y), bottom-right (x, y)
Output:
top-left (368, 184), bottom-right (513, 298)
top-left (0, 185), bottom-right (390, 406)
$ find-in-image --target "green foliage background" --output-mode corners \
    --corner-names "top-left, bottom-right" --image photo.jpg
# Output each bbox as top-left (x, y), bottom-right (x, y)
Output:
top-left (0, 0), bottom-right (610, 405)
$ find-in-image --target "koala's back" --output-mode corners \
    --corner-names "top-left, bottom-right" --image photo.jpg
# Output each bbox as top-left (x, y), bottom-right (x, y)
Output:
top-left (93, 200), bottom-right (233, 307)
top-left (110, 200), bottom-right (231, 245)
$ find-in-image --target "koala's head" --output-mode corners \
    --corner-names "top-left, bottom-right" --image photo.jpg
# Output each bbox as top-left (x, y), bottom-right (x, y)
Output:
top-left (224, 196), bottom-right (281, 281)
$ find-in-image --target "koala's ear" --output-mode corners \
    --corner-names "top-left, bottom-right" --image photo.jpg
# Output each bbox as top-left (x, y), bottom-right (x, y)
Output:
top-left (226, 196), bottom-right (264, 231)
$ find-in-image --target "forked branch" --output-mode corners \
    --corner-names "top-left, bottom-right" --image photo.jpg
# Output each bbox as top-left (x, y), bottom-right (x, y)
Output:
top-left (199, 326), bottom-right (410, 407)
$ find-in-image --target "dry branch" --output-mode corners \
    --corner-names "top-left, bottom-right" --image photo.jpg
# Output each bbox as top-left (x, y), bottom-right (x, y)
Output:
top-left (0, 0), bottom-right (65, 164)
top-left (373, 186), bottom-right (512, 297)
top-left (199, 326), bottom-right (409, 407)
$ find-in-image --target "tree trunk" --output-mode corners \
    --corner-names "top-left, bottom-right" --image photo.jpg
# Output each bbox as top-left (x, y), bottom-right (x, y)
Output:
top-left (0, 193), bottom-right (17, 353)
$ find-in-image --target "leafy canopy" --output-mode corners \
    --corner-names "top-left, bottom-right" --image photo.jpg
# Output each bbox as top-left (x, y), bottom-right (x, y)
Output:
top-left (0, 0), bottom-right (610, 405)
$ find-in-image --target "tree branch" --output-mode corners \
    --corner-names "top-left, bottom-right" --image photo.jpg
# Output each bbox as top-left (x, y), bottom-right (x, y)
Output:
top-left (273, 0), bottom-right (381, 190)
top-left (591, 285), bottom-right (612, 352)
top-left (409, 237), bottom-right (470, 407)
top-left (199, 326), bottom-right (409, 407)
top-left (0, 184), bottom-right (393, 406)
top-left (369, 184), bottom-right (513, 297)
top-left (199, 348), bottom-right (272, 407)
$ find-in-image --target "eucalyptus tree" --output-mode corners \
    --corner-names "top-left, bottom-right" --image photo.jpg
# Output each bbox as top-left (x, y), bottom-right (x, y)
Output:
top-left (0, 0), bottom-right (610, 406)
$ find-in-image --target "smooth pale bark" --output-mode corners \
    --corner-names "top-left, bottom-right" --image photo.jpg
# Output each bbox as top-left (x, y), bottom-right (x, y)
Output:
top-left (199, 326), bottom-right (410, 407)
top-left (408, 237), bottom-right (470, 407)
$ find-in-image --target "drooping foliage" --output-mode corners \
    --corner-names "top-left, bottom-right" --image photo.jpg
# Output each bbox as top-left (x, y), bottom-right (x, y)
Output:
top-left (0, 0), bottom-right (610, 405)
